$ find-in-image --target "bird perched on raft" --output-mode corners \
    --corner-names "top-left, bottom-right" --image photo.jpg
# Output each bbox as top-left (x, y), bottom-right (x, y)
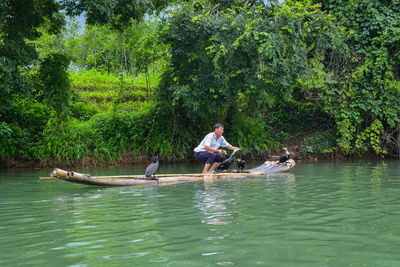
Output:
top-left (145, 156), bottom-right (159, 180)
top-left (236, 158), bottom-right (246, 172)
top-left (217, 150), bottom-right (236, 171)
top-left (279, 147), bottom-right (291, 163)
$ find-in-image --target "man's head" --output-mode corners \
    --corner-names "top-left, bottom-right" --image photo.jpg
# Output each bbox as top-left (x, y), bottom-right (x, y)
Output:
top-left (214, 123), bottom-right (224, 138)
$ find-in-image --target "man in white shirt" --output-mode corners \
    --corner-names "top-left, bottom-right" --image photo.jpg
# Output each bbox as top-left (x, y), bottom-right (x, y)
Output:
top-left (194, 123), bottom-right (239, 175)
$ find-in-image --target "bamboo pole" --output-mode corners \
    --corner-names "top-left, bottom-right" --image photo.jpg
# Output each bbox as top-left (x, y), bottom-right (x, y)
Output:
top-left (40, 170), bottom-right (262, 180)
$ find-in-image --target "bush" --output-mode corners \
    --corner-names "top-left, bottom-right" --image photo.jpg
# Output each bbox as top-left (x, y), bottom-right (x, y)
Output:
top-left (300, 131), bottom-right (336, 156)
top-left (9, 96), bottom-right (51, 136)
top-left (38, 118), bottom-right (110, 164)
top-left (0, 97), bottom-right (51, 159)
top-left (267, 100), bottom-right (333, 138)
top-left (0, 122), bottom-right (38, 159)
top-left (225, 116), bottom-right (271, 156)
top-left (37, 104), bottom-right (181, 165)
top-left (70, 101), bottom-right (99, 120)
top-left (0, 122), bottom-right (13, 156)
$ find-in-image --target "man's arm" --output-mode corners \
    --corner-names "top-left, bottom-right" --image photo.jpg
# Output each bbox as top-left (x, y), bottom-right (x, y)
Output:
top-left (227, 144), bottom-right (240, 151)
top-left (204, 145), bottom-right (225, 155)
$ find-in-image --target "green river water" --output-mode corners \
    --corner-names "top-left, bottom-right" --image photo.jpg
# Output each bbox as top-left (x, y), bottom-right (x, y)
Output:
top-left (1, 160), bottom-right (400, 266)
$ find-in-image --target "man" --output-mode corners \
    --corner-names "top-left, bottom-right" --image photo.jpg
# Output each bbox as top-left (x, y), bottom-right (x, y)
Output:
top-left (194, 123), bottom-right (240, 175)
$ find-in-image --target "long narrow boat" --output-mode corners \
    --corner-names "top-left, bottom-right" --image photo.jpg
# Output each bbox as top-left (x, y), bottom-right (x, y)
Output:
top-left (40, 159), bottom-right (295, 186)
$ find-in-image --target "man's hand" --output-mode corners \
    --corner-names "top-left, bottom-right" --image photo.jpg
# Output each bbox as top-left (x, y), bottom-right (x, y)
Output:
top-left (227, 144), bottom-right (240, 151)
top-left (217, 149), bottom-right (226, 155)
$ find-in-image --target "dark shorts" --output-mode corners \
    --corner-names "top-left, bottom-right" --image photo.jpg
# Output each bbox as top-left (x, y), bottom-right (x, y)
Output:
top-left (194, 151), bottom-right (225, 164)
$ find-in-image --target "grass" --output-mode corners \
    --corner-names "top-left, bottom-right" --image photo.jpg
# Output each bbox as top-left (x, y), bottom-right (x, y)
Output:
top-left (70, 69), bottom-right (161, 112)
top-left (70, 69), bottom-right (161, 91)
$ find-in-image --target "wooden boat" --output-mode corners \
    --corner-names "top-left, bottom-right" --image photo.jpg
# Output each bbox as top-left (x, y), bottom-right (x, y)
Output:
top-left (40, 159), bottom-right (295, 186)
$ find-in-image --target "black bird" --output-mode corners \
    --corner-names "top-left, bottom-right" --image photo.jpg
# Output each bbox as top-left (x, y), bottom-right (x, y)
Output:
top-left (217, 150), bottom-right (237, 171)
top-left (236, 158), bottom-right (246, 172)
top-left (279, 147), bottom-right (290, 163)
top-left (145, 156), bottom-right (159, 180)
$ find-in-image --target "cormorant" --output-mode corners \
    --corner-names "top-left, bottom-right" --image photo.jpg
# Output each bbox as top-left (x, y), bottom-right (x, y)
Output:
top-left (236, 158), bottom-right (246, 172)
top-left (217, 150), bottom-right (237, 171)
top-left (145, 156), bottom-right (159, 180)
top-left (279, 147), bottom-right (290, 163)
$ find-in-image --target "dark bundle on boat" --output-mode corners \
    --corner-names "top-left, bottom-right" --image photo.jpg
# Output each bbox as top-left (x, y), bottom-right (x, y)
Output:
top-left (145, 156), bottom-right (159, 180)
top-left (217, 158), bottom-right (233, 170)
top-left (236, 158), bottom-right (246, 172)
top-left (217, 150), bottom-right (237, 171)
top-left (279, 147), bottom-right (290, 163)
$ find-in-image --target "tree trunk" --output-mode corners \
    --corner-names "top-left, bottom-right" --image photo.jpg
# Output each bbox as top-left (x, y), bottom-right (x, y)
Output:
top-left (145, 64), bottom-right (150, 101)
top-left (107, 58), bottom-right (110, 75)
top-left (94, 48), bottom-right (97, 70)
top-left (124, 48), bottom-right (129, 77)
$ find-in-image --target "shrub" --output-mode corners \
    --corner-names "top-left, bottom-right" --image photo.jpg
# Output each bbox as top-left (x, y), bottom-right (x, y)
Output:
top-left (70, 101), bottom-right (99, 120)
top-left (300, 131), bottom-right (336, 156)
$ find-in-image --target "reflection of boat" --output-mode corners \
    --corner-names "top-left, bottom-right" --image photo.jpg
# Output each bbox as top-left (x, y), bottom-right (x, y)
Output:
top-left (40, 159), bottom-right (295, 186)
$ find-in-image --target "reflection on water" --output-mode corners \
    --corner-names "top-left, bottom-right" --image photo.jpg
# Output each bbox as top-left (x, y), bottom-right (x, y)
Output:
top-left (196, 185), bottom-right (232, 226)
top-left (1, 161), bottom-right (400, 266)
top-left (192, 172), bottom-right (297, 266)
top-left (195, 173), bottom-right (296, 226)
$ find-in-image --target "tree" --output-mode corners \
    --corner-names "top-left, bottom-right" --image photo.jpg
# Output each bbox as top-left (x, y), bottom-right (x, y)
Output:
top-left (61, 0), bottom-right (171, 29)
top-left (157, 0), bottom-right (346, 150)
top-left (37, 53), bottom-right (72, 119)
top-left (0, 0), bottom-right (64, 118)
top-left (309, 0), bottom-right (400, 156)
top-left (64, 18), bottom-right (84, 68)
top-left (124, 18), bottom-right (168, 98)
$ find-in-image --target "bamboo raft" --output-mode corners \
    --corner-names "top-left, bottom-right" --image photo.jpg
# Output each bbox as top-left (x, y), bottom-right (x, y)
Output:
top-left (40, 159), bottom-right (295, 186)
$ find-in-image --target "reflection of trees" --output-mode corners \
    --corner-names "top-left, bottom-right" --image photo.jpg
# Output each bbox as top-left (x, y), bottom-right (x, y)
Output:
top-left (262, 173), bottom-right (296, 201)
top-left (339, 162), bottom-right (389, 226)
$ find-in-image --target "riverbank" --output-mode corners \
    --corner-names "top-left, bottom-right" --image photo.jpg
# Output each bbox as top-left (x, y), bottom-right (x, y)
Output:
top-left (1, 145), bottom-right (387, 169)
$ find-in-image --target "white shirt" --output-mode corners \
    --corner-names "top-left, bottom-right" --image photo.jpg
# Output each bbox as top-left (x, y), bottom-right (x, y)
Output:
top-left (194, 132), bottom-right (229, 152)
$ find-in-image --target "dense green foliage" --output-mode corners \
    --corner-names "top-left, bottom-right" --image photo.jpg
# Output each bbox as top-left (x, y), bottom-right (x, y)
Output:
top-left (0, 0), bottom-right (171, 166)
top-left (307, 0), bottom-right (400, 156)
top-left (70, 70), bottom-right (159, 113)
top-left (1, 0), bottom-right (399, 167)
top-left (0, 0), bottom-right (64, 116)
top-left (157, 0), bottom-right (346, 154)
top-left (61, 0), bottom-right (171, 29)
top-left (37, 53), bottom-right (72, 118)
